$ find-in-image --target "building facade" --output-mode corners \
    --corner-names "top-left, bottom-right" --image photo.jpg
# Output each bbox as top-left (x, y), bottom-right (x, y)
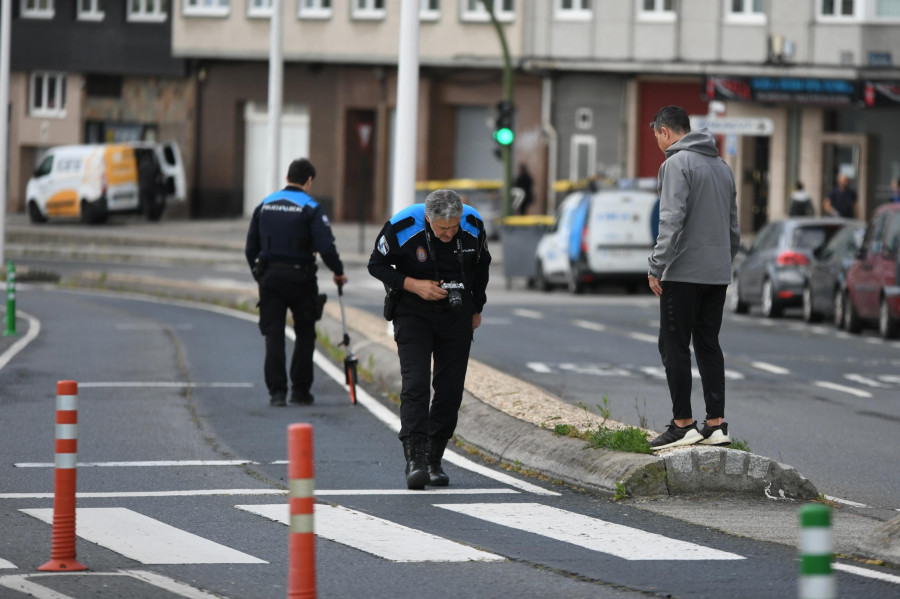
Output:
top-left (7, 0), bottom-right (193, 217)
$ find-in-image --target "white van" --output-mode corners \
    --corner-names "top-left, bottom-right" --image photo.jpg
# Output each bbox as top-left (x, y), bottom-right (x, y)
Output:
top-left (25, 141), bottom-right (186, 224)
top-left (534, 186), bottom-right (660, 293)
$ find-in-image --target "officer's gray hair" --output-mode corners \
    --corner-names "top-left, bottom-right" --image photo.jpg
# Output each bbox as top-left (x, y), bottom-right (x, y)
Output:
top-left (424, 189), bottom-right (463, 221)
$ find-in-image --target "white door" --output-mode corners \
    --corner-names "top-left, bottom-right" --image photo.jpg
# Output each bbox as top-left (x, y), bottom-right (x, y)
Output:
top-left (243, 102), bottom-right (310, 217)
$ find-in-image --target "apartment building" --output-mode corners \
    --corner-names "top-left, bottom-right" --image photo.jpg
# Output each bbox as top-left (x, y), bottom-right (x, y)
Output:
top-left (174, 0), bottom-right (543, 220)
top-left (526, 0), bottom-right (900, 232)
top-left (7, 0), bottom-right (193, 217)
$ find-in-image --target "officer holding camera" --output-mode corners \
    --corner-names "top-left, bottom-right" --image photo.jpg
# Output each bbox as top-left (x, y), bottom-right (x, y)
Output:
top-left (246, 158), bottom-right (347, 408)
top-left (368, 189), bottom-right (491, 489)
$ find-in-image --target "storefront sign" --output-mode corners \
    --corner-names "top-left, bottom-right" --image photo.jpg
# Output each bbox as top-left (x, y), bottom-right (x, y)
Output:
top-left (863, 81), bottom-right (900, 107)
top-left (689, 116), bottom-right (774, 136)
top-left (705, 76), bottom-right (857, 106)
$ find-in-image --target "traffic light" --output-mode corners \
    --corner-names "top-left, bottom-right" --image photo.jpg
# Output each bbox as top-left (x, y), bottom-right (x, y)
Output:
top-left (493, 100), bottom-right (515, 146)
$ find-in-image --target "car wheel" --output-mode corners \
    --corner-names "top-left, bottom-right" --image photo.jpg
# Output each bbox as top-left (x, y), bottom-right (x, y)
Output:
top-left (534, 259), bottom-right (551, 292)
top-left (802, 285), bottom-right (821, 323)
top-left (843, 291), bottom-right (862, 334)
top-left (27, 201), bottom-right (47, 224)
top-left (761, 279), bottom-right (782, 318)
top-left (879, 296), bottom-right (899, 340)
top-left (832, 288), bottom-right (845, 329)
top-left (730, 276), bottom-right (748, 314)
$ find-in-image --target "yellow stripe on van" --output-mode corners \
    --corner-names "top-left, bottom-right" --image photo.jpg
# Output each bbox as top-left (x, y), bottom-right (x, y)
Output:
top-left (104, 145), bottom-right (138, 186)
top-left (46, 190), bottom-right (79, 217)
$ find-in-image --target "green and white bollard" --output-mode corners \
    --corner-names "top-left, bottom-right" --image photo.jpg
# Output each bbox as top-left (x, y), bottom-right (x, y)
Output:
top-left (799, 503), bottom-right (835, 599)
top-left (3, 261), bottom-right (15, 337)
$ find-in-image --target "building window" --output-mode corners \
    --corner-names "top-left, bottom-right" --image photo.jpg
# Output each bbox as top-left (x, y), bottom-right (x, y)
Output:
top-left (77, 0), bottom-right (105, 20)
top-left (128, 0), bottom-right (168, 22)
top-left (21, 0), bottom-right (54, 19)
top-left (725, 0), bottom-right (764, 23)
top-left (420, 0), bottom-right (440, 22)
top-left (820, 0), bottom-right (857, 18)
top-left (183, 0), bottom-right (229, 17)
top-left (876, 0), bottom-right (900, 16)
top-left (638, 0), bottom-right (675, 22)
top-left (570, 135), bottom-right (596, 182)
top-left (461, 0), bottom-right (514, 23)
top-left (351, 0), bottom-right (385, 21)
top-left (298, 0), bottom-right (331, 20)
top-left (555, 0), bottom-right (591, 21)
top-left (247, 0), bottom-right (271, 17)
top-left (30, 72), bottom-right (67, 118)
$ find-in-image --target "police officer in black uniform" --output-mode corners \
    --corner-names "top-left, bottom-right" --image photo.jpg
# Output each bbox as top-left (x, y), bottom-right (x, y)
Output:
top-left (245, 158), bottom-right (347, 407)
top-left (368, 189), bottom-right (491, 489)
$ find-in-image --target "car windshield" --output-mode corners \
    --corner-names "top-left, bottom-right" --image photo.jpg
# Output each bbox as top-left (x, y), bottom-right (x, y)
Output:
top-left (791, 225), bottom-right (842, 250)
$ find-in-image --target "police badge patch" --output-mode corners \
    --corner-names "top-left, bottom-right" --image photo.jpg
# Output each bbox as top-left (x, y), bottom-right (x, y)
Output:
top-left (377, 235), bottom-right (390, 255)
top-left (416, 246), bottom-right (427, 262)
top-left (322, 214), bottom-right (331, 226)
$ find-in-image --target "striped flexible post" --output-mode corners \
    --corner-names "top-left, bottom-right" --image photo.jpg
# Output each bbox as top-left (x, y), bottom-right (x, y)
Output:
top-left (799, 503), bottom-right (834, 599)
top-left (38, 381), bottom-right (88, 572)
top-left (288, 423), bottom-right (315, 599)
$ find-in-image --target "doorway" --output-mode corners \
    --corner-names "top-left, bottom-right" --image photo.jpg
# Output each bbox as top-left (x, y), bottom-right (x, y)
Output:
top-left (821, 134), bottom-right (869, 219)
top-left (343, 109), bottom-right (376, 223)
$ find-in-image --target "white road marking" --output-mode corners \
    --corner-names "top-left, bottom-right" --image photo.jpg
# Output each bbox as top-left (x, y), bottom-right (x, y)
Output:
top-left (0, 571), bottom-right (229, 599)
top-left (558, 363), bottom-right (631, 377)
top-left (572, 319), bottom-right (606, 332)
top-left (0, 558), bottom-right (15, 569)
top-left (813, 381), bottom-right (873, 398)
top-left (640, 366), bottom-right (744, 381)
top-left (21, 508), bottom-right (266, 565)
top-left (237, 503), bottom-right (503, 563)
top-left (834, 563), bottom-right (900, 585)
top-left (77, 382), bottom-right (253, 388)
top-left (844, 374), bottom-right (887, 388)
top-left (628, 332), bottom-right (658, 343)
top-left (314, 488), bottom-right (519, 496)
top-left (434, 503), bottom-right (744, 561)
top-left (512, 308), bottom-right (543, 319)
top-left (15, 460), bottom-right (259, 468)
top-left (197, 278), bottom-right (258, 291)
top-left (313, 351), bottom-right (560, 497)
top-left (824, 495), bottom-right (869, 508)
top-left (879, 375), bottom-right (900, 384)
top-left (2, 488), bottom-right (516, 500)
top-left (751, 361), bottom-right (790, 375)
top-left (115, 323), bottom-right (193, 330)
top-left (0, 310), bottom-right (40, 372)
top-left (526, 362), bottom-right (554, 373)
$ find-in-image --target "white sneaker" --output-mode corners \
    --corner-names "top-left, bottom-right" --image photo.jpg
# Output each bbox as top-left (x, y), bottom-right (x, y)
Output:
top-left (649, 420), bottom-right (703, 451)
top-left (698, 422), bottom-right (731, 446)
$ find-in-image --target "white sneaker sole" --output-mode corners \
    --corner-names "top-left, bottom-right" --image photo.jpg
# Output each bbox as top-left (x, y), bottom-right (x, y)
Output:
top-left (650, 429), bottom-right (703, 451)
top-left (698, 429), bottom-right (731, 446)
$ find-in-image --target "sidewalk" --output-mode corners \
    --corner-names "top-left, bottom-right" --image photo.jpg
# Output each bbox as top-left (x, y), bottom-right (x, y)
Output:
top-left (4, 213), bottom-right (900, 568)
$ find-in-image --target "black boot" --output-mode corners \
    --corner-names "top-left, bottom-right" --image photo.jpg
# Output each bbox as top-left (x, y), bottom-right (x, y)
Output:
top-left (402, 436), bottom-right (429, 490)
top-left (427, 437), bottom-right (450, 487)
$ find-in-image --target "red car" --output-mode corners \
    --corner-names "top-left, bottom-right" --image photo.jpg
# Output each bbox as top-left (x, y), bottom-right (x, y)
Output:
top-left (844, 203), bottom-right (900, 339)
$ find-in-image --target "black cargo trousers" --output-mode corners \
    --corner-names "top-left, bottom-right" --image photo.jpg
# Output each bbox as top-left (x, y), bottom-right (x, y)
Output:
top-left (658, 280), bottom-right (728, 422)
top-left (258, 264), bottom-right (319, 397)
top-left (393, 301), bottom-right (474, 442)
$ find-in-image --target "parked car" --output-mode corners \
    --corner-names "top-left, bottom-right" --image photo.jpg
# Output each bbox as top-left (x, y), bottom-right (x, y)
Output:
top-left (843, 203), bottom-right (900, 338)
top-left (730, 217), bottom-right (852, 318)
top-left (534, 186), bottom-right (659, 293)
top-left (26, 141), bottom-right (186, 224)
top-left (802, 220), bottom-right (865, 326)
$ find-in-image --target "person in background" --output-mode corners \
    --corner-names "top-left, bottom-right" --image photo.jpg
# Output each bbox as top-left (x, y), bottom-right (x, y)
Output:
top-left (513, 163), bottom-right (534, 215)
top-left (787, 181), bottom-right (815, 217)
top-left (890, 178), bottom-right (900, 204)
top-left (823, 173), bottom-right (858, 218)
top-left (646, 105), bottom-right (740, 451)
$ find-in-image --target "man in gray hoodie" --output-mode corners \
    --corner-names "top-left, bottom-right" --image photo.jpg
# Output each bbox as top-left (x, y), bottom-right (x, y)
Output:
top-left (646, 106), bottom-right (740, 451)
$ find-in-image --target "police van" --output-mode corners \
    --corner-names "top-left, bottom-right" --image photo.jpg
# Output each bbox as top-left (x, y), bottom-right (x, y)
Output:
top-left (534, 183), bottom-right (660, 293)
top-left (25, 141), bottom-right (186, 224)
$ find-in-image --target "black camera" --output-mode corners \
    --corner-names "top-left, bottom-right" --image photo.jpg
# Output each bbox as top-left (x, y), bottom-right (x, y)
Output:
top-left (441, 281), bottom-right (465, 312)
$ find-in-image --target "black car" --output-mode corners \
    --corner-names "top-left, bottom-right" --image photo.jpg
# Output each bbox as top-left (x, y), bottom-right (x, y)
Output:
top-left (730, 217), bottom-right (853, 318)
top-left (802, 221), bottom-right (865, 325)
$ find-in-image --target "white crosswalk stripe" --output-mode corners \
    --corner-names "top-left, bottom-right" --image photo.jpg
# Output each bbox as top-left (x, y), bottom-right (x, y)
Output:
top-left (21, 508), bottom-right (266, 565)
top-left (434, 503), bottom-right (745, 561)
top-left (237, 503), bottom-right (503, 563)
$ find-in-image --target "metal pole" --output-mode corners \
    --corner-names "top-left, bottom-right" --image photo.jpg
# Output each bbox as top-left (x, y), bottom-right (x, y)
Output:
top-left (4, 259), bottom-right (14, 336)
top-left (485, 1), bottom-right (514, 217)
top-left (267, 0), bottom-right (284, 194)
top-left (390, 0), bottom-right (420, 215)
top-left (0, 0), bottom-right (13, 265)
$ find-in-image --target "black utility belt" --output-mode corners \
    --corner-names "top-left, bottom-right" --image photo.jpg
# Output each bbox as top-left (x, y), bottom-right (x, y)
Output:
top-left (268, 262), bottom-right (314, 272)
top-left (399, 295), bottom-right (454, 313)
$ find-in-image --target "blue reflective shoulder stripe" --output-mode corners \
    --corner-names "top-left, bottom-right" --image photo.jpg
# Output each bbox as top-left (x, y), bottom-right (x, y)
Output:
top-left (461, 205), bottom-right (483, 238)
top-left (391, 204), bottom-right (425, 247)
top-left (262, 189), bottom-right (318, 208)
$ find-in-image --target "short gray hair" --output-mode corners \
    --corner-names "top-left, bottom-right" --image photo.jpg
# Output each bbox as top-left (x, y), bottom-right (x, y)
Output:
top-left (424, 189), bottom-right (463, 221)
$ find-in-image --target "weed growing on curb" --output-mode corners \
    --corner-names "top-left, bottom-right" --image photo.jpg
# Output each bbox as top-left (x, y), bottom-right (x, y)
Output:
top-left (552, 424), bottom-right (580, 438)
top-left (586, 426), bottom-right (652, 454)
top-left (614, 482), bottom-right (628, 501)
top-left (596, 396), bottom-right (611, 425)
top-left (728, 438), bottom-right (751, 452)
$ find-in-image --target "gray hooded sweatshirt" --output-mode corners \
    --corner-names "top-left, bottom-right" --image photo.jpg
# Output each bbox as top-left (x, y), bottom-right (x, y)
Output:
top-left (648, 128), bottom-right (740, 285)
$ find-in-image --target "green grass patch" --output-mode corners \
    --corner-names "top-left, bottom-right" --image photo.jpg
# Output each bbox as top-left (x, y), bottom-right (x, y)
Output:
top-left (585, 425), bottom-right (653, 454)
top-left (728, 438), bottom-right (751, 452)
top-left (552, 424), bottom-right (581, 438)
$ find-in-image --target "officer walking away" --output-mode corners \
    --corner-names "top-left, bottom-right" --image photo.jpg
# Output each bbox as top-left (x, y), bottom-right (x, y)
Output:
top-left (368, 190), bottom-right (491, 489)
top-left (647, 106), bottom-right (740, 451)
top-left (245, 158), bottom-right (347, 407)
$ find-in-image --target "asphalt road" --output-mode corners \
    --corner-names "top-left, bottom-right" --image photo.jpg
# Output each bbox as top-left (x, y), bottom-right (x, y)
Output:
top-left (7, 287), bottom-right (888, 598)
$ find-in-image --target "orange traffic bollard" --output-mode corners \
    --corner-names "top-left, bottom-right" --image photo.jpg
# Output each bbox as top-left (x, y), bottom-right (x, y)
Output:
top-left (288, 423), bottom-right (315, 599)
top-left (38, 381), bottom-right (88, 571)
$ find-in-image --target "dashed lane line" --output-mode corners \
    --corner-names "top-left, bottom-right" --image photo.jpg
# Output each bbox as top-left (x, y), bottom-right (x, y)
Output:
top-left (0, 570), bottom-right (228, 599)
top-left (813, 381), bottom-right (873, 398)
top-left (1, 488), bottom-right (518, 500)
top-left (628, 332), bottom-right (659, 344)
top-left (751, 361), bottom-right (790, 375)
top-left (512, 308), bottom-right (543, 319)
top-left (572, 319), bottom-right (607, 332)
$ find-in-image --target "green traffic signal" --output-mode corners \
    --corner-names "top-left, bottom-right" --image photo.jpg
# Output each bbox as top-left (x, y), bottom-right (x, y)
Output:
top-left (494, 127), bottom-right (514, 146)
